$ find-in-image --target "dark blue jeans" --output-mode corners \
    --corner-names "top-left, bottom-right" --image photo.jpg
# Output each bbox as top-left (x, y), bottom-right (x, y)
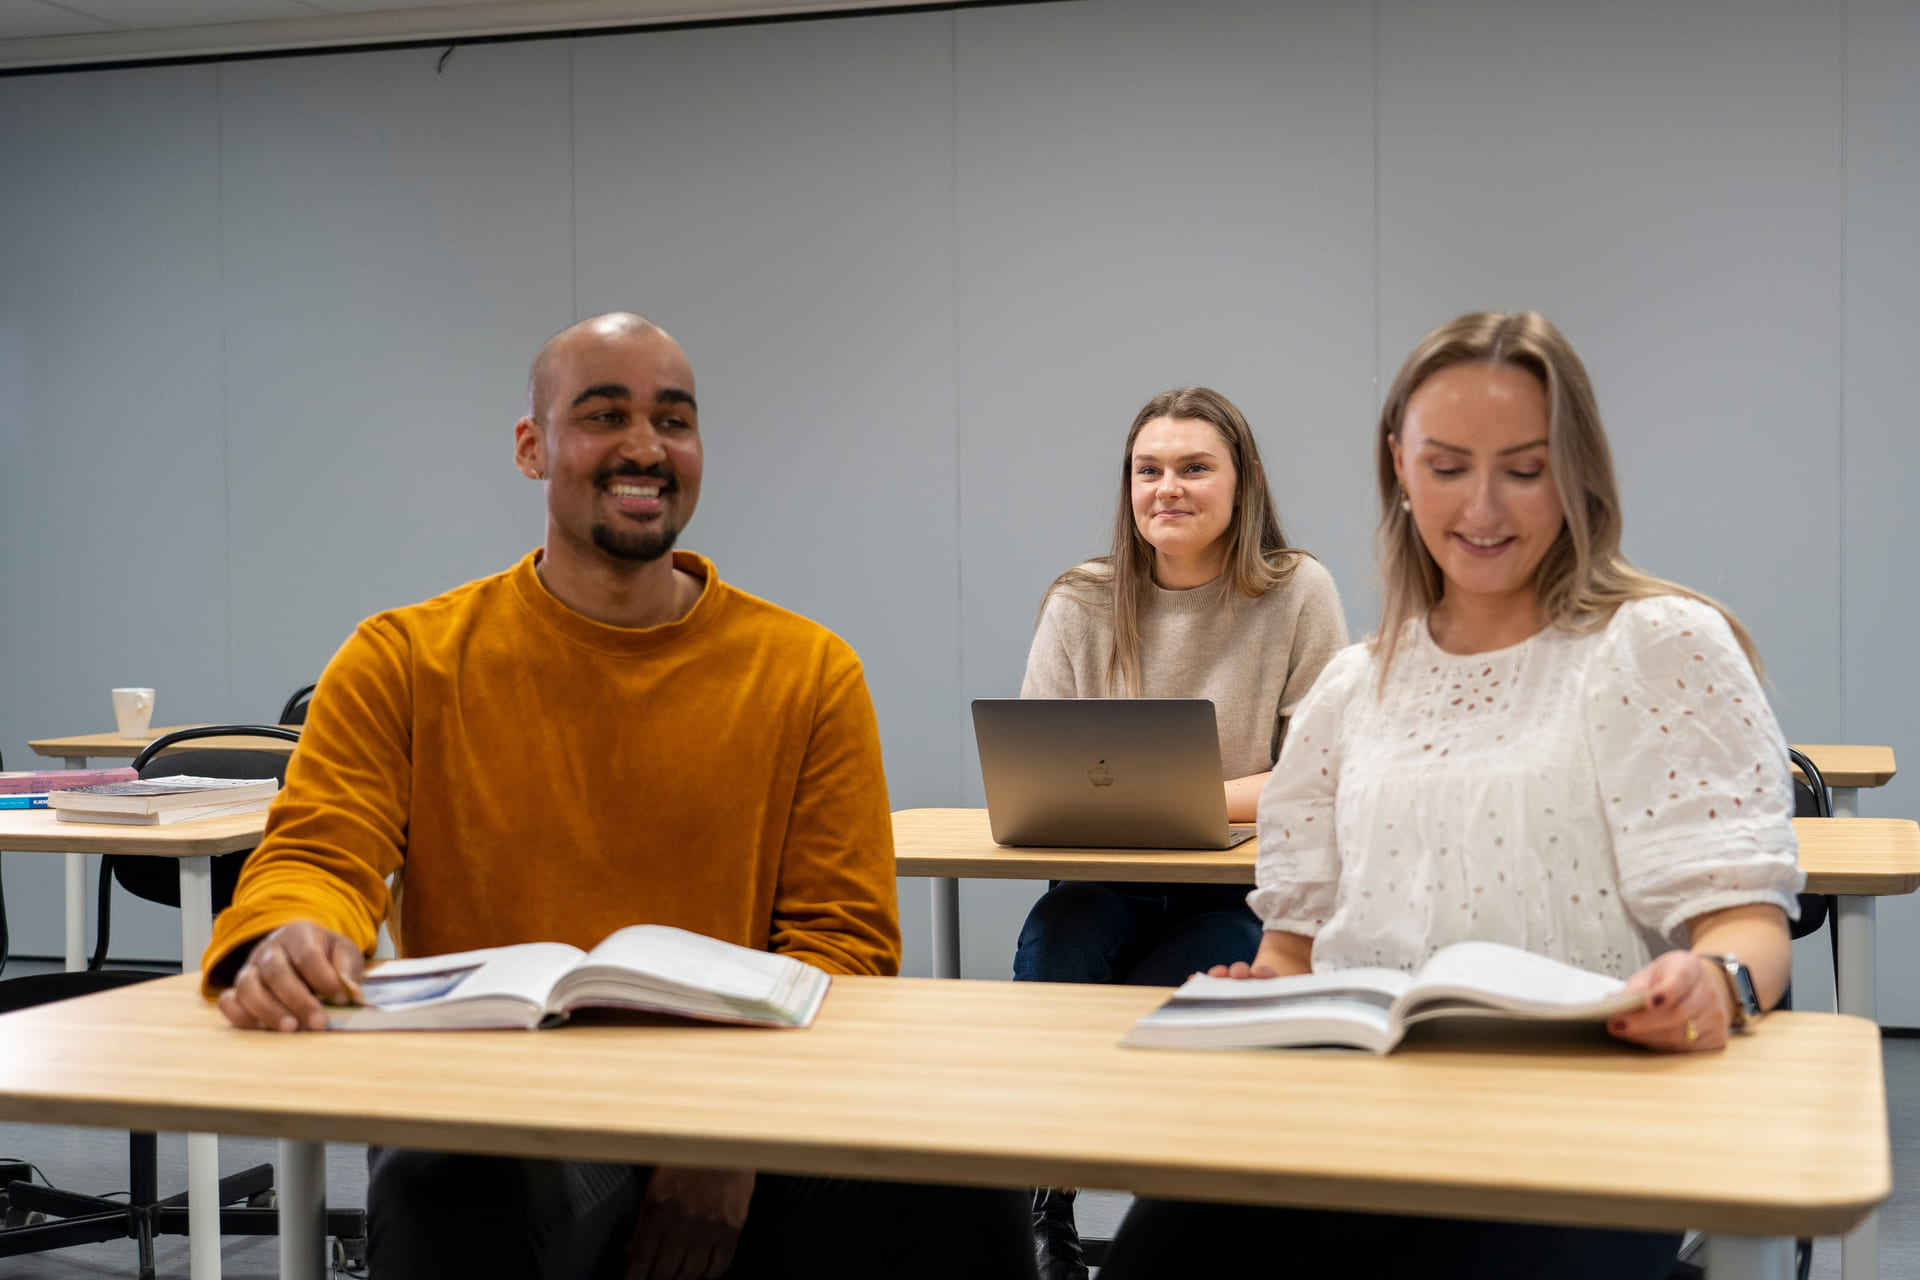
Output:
top-left (1013, 880), bottom-right (1262, 986)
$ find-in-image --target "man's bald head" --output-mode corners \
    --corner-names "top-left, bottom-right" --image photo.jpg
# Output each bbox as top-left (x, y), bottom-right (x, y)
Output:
top-left (527, 312), bottom-right (681, 423)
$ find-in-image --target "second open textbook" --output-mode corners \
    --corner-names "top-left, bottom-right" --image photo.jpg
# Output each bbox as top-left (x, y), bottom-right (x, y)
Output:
top-left (326, 925), bottom-right (830, 1031)
top-left (1121, 941), bottom-right (1647, 1054)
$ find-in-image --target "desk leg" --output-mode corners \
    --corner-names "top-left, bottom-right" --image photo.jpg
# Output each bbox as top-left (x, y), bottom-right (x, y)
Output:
top-left (1841, 1208), bottom-right (1878, 1279)
top-left (179, 856), bottom-right (221, 1280)
top-left (64, 854), bottom-right (86, 971)
top-left (1706, 1235), bottom-right (1793, 1279)
top-left (1836, 895), bottom-right (1877, 1022)
top-left (62, 756), bottom-right (88, 972)
top-left (278, 1138), bottom-right (327, 1280)
top-left (931, 878), bottom-right (961, 979)
top-left (1833, 786), bottom-right (1859, 819)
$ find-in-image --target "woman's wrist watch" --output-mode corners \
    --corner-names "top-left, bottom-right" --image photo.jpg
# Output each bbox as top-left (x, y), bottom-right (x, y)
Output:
top-left (1696, 952), bottom-right (1763, 1029)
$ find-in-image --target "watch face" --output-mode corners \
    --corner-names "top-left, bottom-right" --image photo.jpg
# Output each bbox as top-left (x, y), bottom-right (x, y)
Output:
top-left (1732, 965), bottom-right (1761, 1016)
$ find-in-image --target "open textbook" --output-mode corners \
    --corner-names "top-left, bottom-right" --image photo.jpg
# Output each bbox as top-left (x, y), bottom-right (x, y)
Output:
top-left (327, 925), bottom-right (830, 1031)
top-left (1121, 941), bottom-right (1646, 1054)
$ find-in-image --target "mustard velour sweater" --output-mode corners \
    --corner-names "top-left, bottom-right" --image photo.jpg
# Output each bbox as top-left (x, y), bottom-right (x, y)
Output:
top-left (201, 550), bottom-right (901, 992)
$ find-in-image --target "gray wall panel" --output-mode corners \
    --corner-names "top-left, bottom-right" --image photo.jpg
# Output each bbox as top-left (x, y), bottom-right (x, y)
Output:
top-left (1378, 0), bottom-right (1844, 738)
top-left (1841, 0), bottom-right (1920, 1022)
top-left (952, 0), bottom-right (1377, 977)
top-left (0, 66), bottom-right (229, 960)
top-left (219, 44), bottom-right (575, 723)
top-left (570, 15), bottom-right (960, 976)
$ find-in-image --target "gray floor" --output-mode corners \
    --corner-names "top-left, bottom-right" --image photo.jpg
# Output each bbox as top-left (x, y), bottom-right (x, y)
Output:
top-left (0, 957), bottom-right (1913, 1278)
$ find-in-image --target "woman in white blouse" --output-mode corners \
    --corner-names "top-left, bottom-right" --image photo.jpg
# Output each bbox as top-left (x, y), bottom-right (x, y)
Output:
top-left (1101, 312), bottom-right (1803, 1280)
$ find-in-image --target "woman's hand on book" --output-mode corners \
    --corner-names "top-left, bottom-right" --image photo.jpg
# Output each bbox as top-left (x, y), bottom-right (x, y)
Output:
top-left (627, 1166), bottom-right (755, 1279)
top-left (216, 921), bottom-right (366, 1033)
top-left (1607, 949), bottom-right (1734, 1053)
top-left (1202, 929), bottom-right (1314, 980)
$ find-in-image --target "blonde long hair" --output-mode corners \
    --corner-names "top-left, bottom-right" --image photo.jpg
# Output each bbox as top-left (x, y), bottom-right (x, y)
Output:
top-left (1372, 311), bottom-right (1761, 684)
top-left (1045, 386), bottom-right (1308, 696)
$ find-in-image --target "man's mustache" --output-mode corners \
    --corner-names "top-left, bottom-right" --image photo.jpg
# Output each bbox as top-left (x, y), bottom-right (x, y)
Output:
top-left (594, 461), bottom-right (677, 490)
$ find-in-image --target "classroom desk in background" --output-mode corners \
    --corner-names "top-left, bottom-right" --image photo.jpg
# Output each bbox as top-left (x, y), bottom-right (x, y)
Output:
top-left (0, 807), bottom-right (268, 1280)
top-left (29, 724), bottom-right (304, 766)
top-left (24, 723), bottom-right (303, 982)
top-left (894, 808), bottom-right (1920, 1020)
top-left (0, 973), bottom-right (1887, 1280)
top-left (1792, 744), bottom-right (1898, 817)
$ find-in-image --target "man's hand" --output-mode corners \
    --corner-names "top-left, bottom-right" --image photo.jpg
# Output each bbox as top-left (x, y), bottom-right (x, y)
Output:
top-left (216, 922), bottom-right (365, 1032)
top-left (627, 1166), bottom-right (755, 1280)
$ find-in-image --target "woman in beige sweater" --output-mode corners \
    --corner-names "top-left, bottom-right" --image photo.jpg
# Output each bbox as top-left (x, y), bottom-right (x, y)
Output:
top-left (1015, 386), bottom-right (1347, 1279)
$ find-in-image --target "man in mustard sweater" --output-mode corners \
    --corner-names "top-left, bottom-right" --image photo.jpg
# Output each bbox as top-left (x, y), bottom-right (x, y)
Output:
top-left (202, 313), bottom-right (1032, 1280)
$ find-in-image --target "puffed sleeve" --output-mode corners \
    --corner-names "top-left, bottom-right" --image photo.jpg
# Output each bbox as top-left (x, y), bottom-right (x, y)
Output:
top-left (1020, 586), bottom-right (1096, 698)
top-left (1585, 596), bottom-right (1804, 945)
top-left (1249, 642), bottom-right (1370, 934)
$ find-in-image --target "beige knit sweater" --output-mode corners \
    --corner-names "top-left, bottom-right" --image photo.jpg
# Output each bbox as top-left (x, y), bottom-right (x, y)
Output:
top-left (1020, 555), bottom-right (1349, 780)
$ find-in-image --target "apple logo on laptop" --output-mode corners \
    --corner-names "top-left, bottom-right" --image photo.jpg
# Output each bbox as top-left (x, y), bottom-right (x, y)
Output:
top-left (1087, 759), bottom-right (1114, 788)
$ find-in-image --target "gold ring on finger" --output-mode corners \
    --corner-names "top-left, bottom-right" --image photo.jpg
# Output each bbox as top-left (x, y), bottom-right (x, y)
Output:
top-left (1684, 1019), bottom-right (1699, 1045)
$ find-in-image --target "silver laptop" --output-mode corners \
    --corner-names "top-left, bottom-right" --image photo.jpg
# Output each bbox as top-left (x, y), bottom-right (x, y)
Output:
top-left (972, 699), bottom-right (1257, 849)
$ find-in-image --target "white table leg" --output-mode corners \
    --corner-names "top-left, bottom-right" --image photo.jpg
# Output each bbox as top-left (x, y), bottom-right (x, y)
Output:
top-left (1842, 1208), bottom-right (1878, 1280)
top-left (931, 878), bottom-right (961, 979)
top-left (278, 1138), bottom-right (327, 1280)
top-left (1706, 1234), bottom-right (1793, 1280)
top-left (61, 755), bottom-right (88, 972)
top-left (1835, 895), bottom-right (1876, 1021)
top-left (64, 854), bottom-right (86, 971)
top-left (1833, 785), bottom-right (1859, 819)
top-left (179, 856), bottom-right (221, 1280)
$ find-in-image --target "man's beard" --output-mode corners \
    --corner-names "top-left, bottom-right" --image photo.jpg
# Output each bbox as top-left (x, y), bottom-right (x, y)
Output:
top-left (591, 460), bottom-right (680, 562)
top-left (591, 518), bottom-right (680, 563)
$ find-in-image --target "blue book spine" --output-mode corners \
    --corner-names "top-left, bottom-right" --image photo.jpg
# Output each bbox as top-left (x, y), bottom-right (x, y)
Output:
top-left (0, 794), bottom-right (50, 809)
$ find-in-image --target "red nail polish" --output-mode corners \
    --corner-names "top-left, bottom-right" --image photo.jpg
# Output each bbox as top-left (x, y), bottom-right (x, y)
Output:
top-left (1610, 1021), bottom-right (1627, 1032)
top-left (1651, 994), bottom-right (1666, 1007)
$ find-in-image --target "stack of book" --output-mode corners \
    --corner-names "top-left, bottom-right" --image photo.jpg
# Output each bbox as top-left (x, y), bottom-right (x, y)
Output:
top-left (47, 776), bottom-right (279, 826)
top-left (0, 767), bottom-right (140, 810)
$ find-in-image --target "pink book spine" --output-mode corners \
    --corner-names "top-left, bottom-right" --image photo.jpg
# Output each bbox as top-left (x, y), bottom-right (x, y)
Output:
top-left (0, 767), bottom-right (140, 795)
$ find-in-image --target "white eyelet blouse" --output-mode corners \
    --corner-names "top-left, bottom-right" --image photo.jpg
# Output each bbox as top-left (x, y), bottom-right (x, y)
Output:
top-left (1250, 595), bottom-right (1804, 978)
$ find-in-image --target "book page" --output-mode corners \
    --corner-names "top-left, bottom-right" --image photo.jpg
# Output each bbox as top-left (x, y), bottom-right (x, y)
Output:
top-left (575, 925), bottom-right (798, 1001)
top-left (345, 942), bottom-right (586, 1018)
top-left (1400, 941), bottom-right (1644, 1022)
top-left (1121, 968), bottom-right (1413, 1052)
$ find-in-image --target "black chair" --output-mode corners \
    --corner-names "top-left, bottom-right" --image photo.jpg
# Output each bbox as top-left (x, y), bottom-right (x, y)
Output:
top-left (88, 725), bottom-right (299, 969)
top-left (0, 725), bottom-right (366, 1278)
top-left (278, 682), bottom-right (318, 727)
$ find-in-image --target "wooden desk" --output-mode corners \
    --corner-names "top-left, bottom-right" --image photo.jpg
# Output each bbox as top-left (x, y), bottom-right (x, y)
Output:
top-left (0, 808), bottom-right (266, 1280)
top-left (895, 809), bottom-right (1920, 1015)
top-left (1794, 745), bottom-right (1898, 813)
top-left (29, 724), bottom-right (302, 766)
top-left (0, 974), bottom-right (1886, 1280)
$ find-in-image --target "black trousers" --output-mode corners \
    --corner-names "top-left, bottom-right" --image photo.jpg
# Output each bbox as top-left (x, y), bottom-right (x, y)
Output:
top-left (365, 1147), bottom-right (1037, 1280)
top-left (1098, 1197), bottom-right (1682, 1280)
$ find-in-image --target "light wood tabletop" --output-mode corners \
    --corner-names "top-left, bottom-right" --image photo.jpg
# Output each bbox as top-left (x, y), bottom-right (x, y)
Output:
top-left (0, 806), bottom-right (270, 858)
top-left (1793, 745), bottom-right (1897, 790)
top-left (893, 808), bottom-right (1920, 897)
top-left (29, 724), bottom-right (302, 761)
top-left (0, 973), bottom-right (1888, 1240)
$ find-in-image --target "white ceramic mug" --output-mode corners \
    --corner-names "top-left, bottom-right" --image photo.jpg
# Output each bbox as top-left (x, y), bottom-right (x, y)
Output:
top-left (111, 687), bottom-right (155, 739)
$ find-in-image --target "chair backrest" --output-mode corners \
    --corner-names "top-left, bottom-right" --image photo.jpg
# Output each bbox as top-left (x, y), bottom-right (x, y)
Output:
top-left (279, 682), bottom-right (318, 726)
top-left (1786, 747), bottom-right (1831, 943)
top-left (89, 725), bottom-right (299, 970)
